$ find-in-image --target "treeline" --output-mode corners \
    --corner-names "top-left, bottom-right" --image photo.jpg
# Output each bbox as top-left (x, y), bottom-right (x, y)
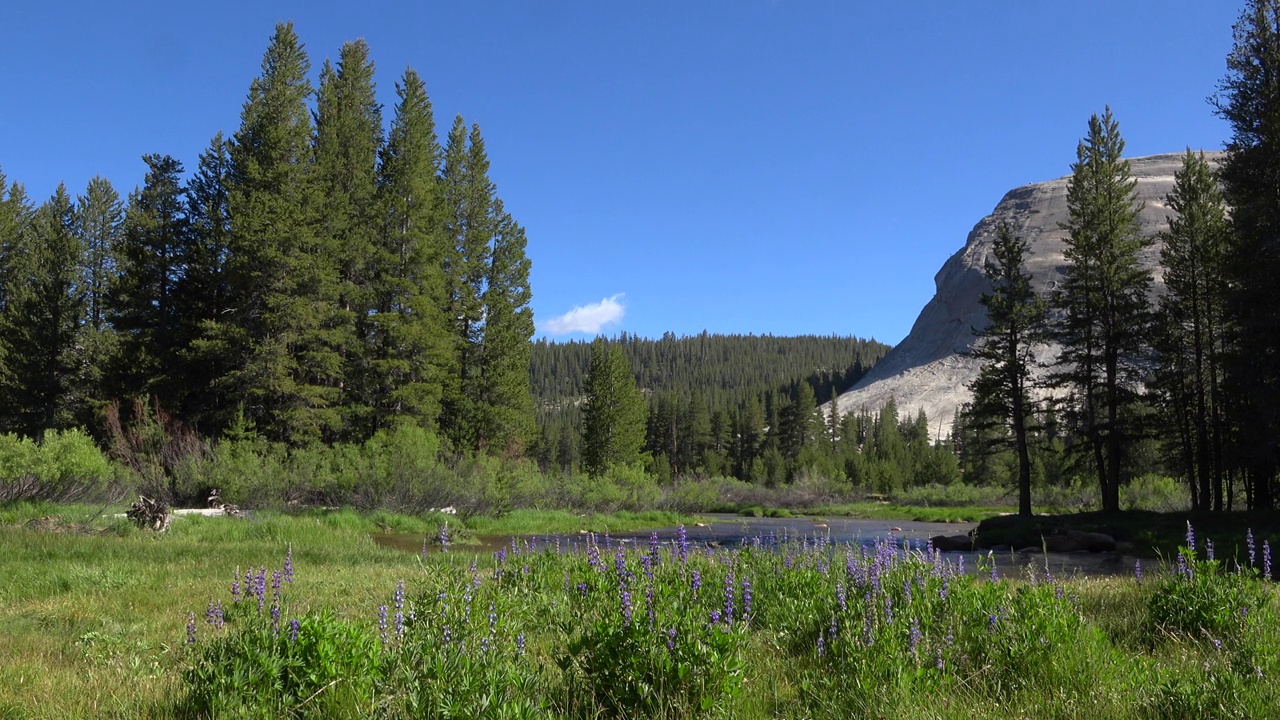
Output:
top-left (528, 333), bottom-right (890, 481)
top-left (0, 23), bottom-right (533, 454)
top-left (963, 1), bottom-right (1280, 514)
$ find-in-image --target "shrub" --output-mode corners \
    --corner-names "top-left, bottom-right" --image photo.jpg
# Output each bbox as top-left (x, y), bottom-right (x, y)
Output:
top-left (0, 429), bottom-right (117, 503)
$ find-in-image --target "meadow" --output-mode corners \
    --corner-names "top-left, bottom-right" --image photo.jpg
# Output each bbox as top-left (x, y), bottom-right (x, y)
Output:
top-left (1, 504), bottom-right (1278, 719)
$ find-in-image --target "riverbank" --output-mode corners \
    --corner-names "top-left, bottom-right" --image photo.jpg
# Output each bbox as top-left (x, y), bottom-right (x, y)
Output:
top-left (976, 510), bottom-right (1280, 562)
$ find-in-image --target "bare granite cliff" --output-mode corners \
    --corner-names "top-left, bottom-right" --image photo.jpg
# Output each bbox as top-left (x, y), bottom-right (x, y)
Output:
top-left (830, 152), bottom-right (1221, 438)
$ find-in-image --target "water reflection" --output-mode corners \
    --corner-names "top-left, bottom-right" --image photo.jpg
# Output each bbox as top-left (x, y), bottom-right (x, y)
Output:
top-left (373, 513), bottom-right (1141, 579)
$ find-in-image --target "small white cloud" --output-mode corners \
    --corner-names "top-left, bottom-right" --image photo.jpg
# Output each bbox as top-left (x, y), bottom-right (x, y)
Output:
top-left (542, 294), bottom-right (626, 335)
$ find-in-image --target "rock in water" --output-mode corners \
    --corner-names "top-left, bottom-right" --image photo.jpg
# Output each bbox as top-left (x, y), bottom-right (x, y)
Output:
top-left (830, 152), bottom-right (1220, 438)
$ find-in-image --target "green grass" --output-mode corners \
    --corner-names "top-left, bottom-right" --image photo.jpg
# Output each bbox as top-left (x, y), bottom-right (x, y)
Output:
top-left (462, 508), bottom-right (700, 537)
top-left (808, 501), bottom-right (1011, 523)
top-left (2, 506), bottom-right (1278, 718)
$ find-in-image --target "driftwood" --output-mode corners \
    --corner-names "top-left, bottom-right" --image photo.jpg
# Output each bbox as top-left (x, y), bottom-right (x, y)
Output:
top-left (127, 495), bottom-right (172, 532)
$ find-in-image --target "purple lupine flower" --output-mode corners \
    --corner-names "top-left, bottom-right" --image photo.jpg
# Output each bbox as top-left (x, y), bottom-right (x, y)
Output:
top-left (516, 633), bottom-right (526, 656)
top-left (1055, 584), bottom-right (1064, 601)
top-left (1135, 560), bottom-right (1143, 585)
top-left (439, 523), bottom-right (449, 553)
top-left (908, 618), bottom-right (921, 658)
top-left (710, 609), bottom-right (722, 625)
top-left (577, 582), bottom-right (588, 598)
top-left (441, 624), bottom-right (452, 645)
top-left (742, 576), bottom-right (753, 620)
top-left (395, 581), bottom-right (406, 637)
top-left (988, 613), bottom-right (998, 632)
top-left (256, 568), bottom-right (267, 612)
top-left (378, 605), bottom-right (388, 645)
top-left (1207, 538), bottom-right (1215, 562)
top-left (284, 545), bottom-right (294, 584)
top-left (641, 553), bottom-right (653, 581)
top-left (289, 618), bottom-right (300, 644)
top-left (1264, 541), bottom-right (1272, 580)
top-left (271, 603), bottom-right (281, 638)
top-left (1247, 529), bottom-right (1256, 567)
top-left (935, 649), bottom-right (945, 671)
top-left (1213, 638), bottom-right (1223, 652)
top-left (646, 583), bottom-right (656, 627)
top-left (958, 555), bottom-right (965, 575)
top-left (677, 525), bottom-right (689, 563)
top-left (488, 603), bottom-right (497, 638)
top-left (272, 570), bottom-right (282, 602)
top-left (614, 546), bottom-right (627, 577)
top-left (862, 612), bottom-right (874, 646)
top-left (883, 593), bottom-right (894, 625)
top-left (816, 629), bottom-right (825, 658)
top-left (666, 627), bottom-right (677, 651)
top-left (604, 533), bottom-right (612, 550)
top-left (1177, 550), bottom-right (1189, 578)
top-left (1186, 521), bottom-right (1196, 552)
top-left (496, 547), bottom-right (507, 564)
top-left (649, 531), bottom-right (660, 558)
top-left (186, 612), bottom-right (197, 644)
top-left (903, 579), bottom-right (913, 606)
top-left (620, 589), bottom-right (633, 626)
top-left (784, 554), bottom-right (793, 570)
top-left (989, 562), bottom-right (998, 582)
top-left (723, 572), bottom-right (735, 624)
top-left (230, 575), bottom-right (241, 604)
top-left (691, 569), bottom-right (702, 594)
top-left (587, 543), bottom-right (600, 570)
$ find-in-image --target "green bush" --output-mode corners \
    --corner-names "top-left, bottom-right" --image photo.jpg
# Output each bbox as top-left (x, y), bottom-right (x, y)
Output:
top-left (1123, 474), bottom-right (1191, 512)
top-left (0, 429), bottom-right (116, 503)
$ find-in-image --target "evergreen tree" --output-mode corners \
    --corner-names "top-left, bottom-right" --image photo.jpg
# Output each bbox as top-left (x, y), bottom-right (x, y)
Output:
top-left (176, 133), bottom-right (234, 428)
top-left (581, 340), bottom-right (647, 476)
top-left (1152, 150), bottom-right (1230, 511)
top-left (439, 117), bottom-right (493, 451)
top-left (968, 223), bottom-right (1048, 517)
top-left (0, 170), bottom-right (33, 387)
top-left (779, 381), bottom-right (818, 461)
top-left (0, 185), bottom-right (86, 436)
top-left (1053, 107), bottom-right (1152, 513)
top-left (476, 201), bottom-right (535, 453)
top-left (1214, 0), bottom-right (1280, 508)
top-left (366, 67), bottom-right (449, 434)
top-left (314, 39), bottom-right (381, 436)
top-left (75, 177), bottom-right (123, 334)
top-left (220, 22), bottom-right (342, 444)
top-left (108, 155), bottom-right (188, 404)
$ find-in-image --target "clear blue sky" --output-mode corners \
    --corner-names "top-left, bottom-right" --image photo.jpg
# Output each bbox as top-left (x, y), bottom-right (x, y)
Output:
top-left (0, 1), bottom-right (1240, 345)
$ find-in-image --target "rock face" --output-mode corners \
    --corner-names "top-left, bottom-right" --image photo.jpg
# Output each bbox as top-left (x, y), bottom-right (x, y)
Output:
top-left (831, 152), bottom-right (1221, 438)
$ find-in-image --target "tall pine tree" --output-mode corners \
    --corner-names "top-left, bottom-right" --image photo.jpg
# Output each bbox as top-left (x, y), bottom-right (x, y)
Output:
top-left (967, 222), bottom-right (1048, 517)
top-left (1053, 107), bottom-right (1152, 513)
top-left (1214, 0), bottom-right (1280, 509)
top-left (365, 68), bottom-right (450, 435)
top-left (581, 339), bottom-right (647, 476)
top-left (220, 22), bottom-right (342, 445)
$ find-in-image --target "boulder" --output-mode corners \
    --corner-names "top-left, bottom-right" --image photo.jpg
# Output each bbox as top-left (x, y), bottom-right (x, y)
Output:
top-left (930, 534), bottom-right (974, 552)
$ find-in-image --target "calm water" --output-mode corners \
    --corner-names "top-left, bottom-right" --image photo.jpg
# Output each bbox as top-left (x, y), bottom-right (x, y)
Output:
top-left (374, 513), bottom-right (1142, 579)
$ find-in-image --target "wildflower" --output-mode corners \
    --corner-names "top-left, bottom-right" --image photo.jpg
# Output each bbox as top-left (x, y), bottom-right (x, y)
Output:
top-left (1186, 521), bottom-right (1196, 552)
top-left (883, 593), bottom-right (894, 625)
top-left (496, 547), bottom-right (507, 565)
top-left (1135, 560), bottom-right (1143, 585)
top-left (862, 612), bottom-right (874, 646)
top-left (649, 531), bottom-right (660, 559)
top-left (516, 633), bottom-right (526, 656)
top-left (284, 545), bottom-right (294, 584)
top-left (691, 569), bottom-right (702, 594)
top-left (710, 609), bottom-right (722, 625)
top-left (641, 553), bottom-right (653, 581)
top-left (577, 582), bottom-right (588, 598)
top-left (621, 588), bottom-right (633, 626)
top-left (678, 525), bottom-right (689, 563)
top-left (1264, 541), bottom-right (1272, 580)
top-left (378, 605), bottom-right (388, 645)
top-left (935, 649), bottom-right (945, 671)
top-left (817, 629), bottom-right (825, 658)
top-left (395, 580), bottom-right (406, 637)
top-left (1247, 529), bottom-right (1256, 566)
top-left (488, 603), bottom-right (497, 638)
top-left (186, 612), bottom-right (197, 644)
top-left (439, 522), bottom-right (449, 553)
top-left (938, 577), bottom-right (949, 601)
top-left (272, 570), bottom-right (282, 601)
top-left (271, 603), bottom-right (281, 637)
top-left (289, 618), bottom-right (300, 644)
top-left (646, 584), bottom-right (656, 627)
top-left (908, 618), bottom-right (921, 658)
top-left (988, 613), bottom-right (998, 632)
top-left (256, 568), bottom-right (267, 612)
top-left (1177, 551), bottom-right (1189, 579)
top-left (1207, 538), bottom-right (1215, 562)
top-left (230, 575), bottom-right (241, 604)
top-left (742, 576), bottom-right (753, 620)
top-left (667, 627), bottom-right (677, 651)
top-left (614, 546), bottom-right (628, 577)
top-left (989, 561), bottom-right (998, 582)
top-left (1213, 638), bottom-right (1223, 652)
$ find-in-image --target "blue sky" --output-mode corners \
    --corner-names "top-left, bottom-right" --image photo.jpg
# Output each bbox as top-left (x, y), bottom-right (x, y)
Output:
top-left (0, 2), bottom-right (1241, 345)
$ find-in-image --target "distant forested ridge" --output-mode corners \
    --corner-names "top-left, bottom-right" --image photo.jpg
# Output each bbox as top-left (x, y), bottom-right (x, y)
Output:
top-left (529, 333), bottom-right (892, 481)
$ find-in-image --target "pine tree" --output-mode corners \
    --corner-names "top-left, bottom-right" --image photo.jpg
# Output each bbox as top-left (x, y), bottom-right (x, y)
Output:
top-left (108, 154), bottom-right (188, 404)
top-left (175, 133), bottom-right (234, 428)
top-left (1053, 107), bottom-right (1151, 513)
top-left (0, 185), bottom-right (86, 436)
top-left (0, 170), bottom-right (33, 379)
top-left (1152, 150), bottom-right (1230, 511)
top-left (1214, 0), bottom-right (1280, 509)
top-left (967, 222), bottom-right (1048, 517)
top-left (220, 22), bottom-right (341, 445)
top-left (75, 177), bottom-right (123, 334)
top-left (477, 200), bottom-right (535, 453)
top-left (581, 339), bottom-right (647, 476)
top-left (365, 67), bottom-right (449, 434)
top-left (314, 39), bottom-right (381, 437)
